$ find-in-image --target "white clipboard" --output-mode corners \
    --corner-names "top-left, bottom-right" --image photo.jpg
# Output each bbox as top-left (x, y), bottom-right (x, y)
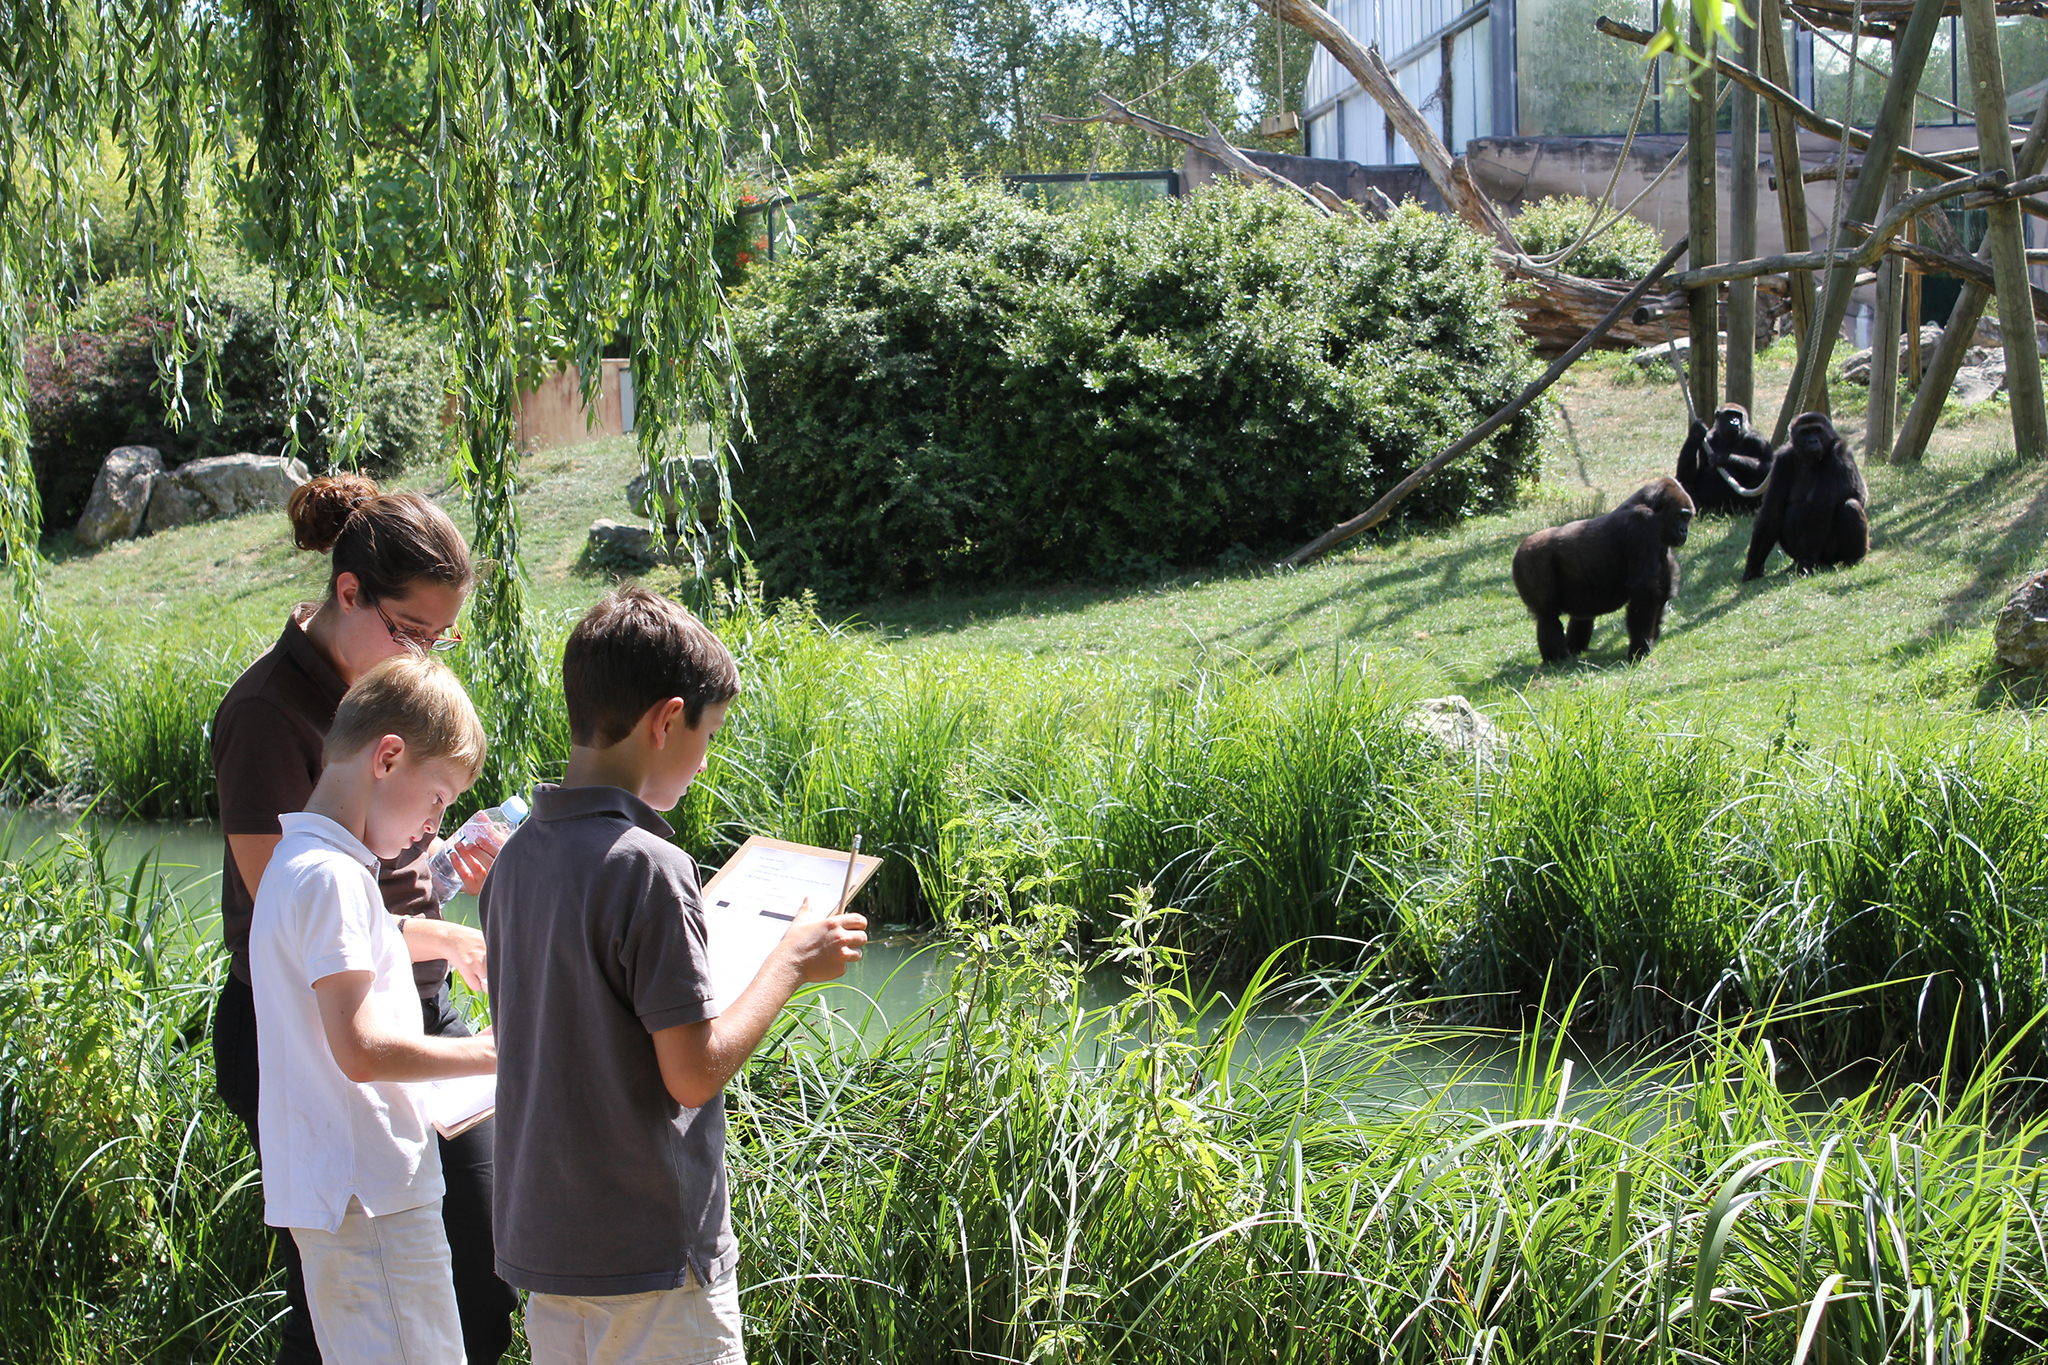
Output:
top-left (699, 836), bottom-right (881, 1015)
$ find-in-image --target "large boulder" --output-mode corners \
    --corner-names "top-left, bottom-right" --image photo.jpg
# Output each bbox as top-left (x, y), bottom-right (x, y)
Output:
top-left (142, 452), bottom-right (311, 535)
top-left (626, 454), bottom-right (722, 534)
top-left (585, 518), bottom-right (660, 573)
top-left (74, 446), bottom-right (165, 547)
top-left (1995, 570), bottom-right (2048, 672)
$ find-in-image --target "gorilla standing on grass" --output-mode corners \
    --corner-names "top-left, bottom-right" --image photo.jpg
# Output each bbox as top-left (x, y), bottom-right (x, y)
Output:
top-left (1512, 477), bottom-right (1696, 663)
top-left (1743, 412), bottom-right (1869, 579)
top-left (1677, 403), bottom-right (1774, 513)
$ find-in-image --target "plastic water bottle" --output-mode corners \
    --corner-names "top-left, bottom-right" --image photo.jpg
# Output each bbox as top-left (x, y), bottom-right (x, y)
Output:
top-left (427, 794), bottom-right (530, 904)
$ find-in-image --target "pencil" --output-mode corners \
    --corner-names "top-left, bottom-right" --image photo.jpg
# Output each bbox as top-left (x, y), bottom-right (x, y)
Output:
top-left (836, 833), bottom-right (862, 915)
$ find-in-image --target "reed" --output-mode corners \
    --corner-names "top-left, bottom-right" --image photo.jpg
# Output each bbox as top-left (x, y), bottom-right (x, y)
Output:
top-left (14, 603), bottom-right (2048, 1064)
top-left (0, 830), bottom-right (270, 1362)
top-left (77, 647), bottom-right (238, 820)
top-left (9, 840), bottom-right (2048, 1362)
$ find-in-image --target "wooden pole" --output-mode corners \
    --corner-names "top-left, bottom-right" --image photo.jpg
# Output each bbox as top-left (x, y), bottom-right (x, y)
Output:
top-left (1689, 20), bottom-right (1721, 418)
top-left (1960, 0), bottom-right (2047, 458)
top-left (1760, 0), bottom-right (1817, 418)
top-left (1781, 0), bottom-right (1948, 431)
top-left (1280, 239), bottom-right (1691, 566)
top-left (1599, 17), bottom-right (1967, 185)
top-left (1891, 81), bottom-right (2048, 464)
top-left (1866, 162), bottom-right (1905, 458)
top-left (1729, 10), bottom-right (1761, 411)
top-left (1905, 213), bottom-right (1924, 386)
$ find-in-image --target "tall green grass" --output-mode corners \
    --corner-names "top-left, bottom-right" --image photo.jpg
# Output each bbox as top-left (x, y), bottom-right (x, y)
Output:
top-left (14, 842), bottom-right (2048, 1363)
top-left (0, 830), bottom-right (270, 1362)
top-left (12, 601), bottom-right (2048, 1063)
top-left (735, 892), bottom-right (2048, 1362)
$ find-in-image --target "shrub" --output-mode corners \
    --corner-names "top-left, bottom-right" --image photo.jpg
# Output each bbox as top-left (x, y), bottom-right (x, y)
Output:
top-left (1510, 194), bottom-right (1664, 281)
top-left (731, 169), bottom-right (1545, 602)
top-left (26, 270), bottom-right (450, 534)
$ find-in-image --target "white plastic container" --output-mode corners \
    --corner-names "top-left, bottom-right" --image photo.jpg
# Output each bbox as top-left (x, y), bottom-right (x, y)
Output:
top-left (427, 794), bottom-right (530, 904)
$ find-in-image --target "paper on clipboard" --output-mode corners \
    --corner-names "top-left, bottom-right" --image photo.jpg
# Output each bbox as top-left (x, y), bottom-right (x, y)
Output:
top-left (700, 835), bottom-right (881, 1014)
top-left (421, 1071), bottom-right (496, 1140)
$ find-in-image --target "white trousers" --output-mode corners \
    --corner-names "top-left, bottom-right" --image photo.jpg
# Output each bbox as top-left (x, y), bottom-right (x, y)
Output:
top-left (526, 1270), bottom-right (745, 1365)
top-left (290, 1197), bottom-right (466, 1365)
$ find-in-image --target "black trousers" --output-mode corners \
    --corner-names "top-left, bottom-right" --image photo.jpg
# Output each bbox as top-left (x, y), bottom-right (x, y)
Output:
top-left (213, 973), bottom-right (520, 1365)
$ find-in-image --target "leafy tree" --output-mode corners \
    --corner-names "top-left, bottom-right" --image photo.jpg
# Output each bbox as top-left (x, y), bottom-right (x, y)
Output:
top-left (0, 0), bottom-right (773, 788)
top-left (762, 0), bottom-right (1314, 175)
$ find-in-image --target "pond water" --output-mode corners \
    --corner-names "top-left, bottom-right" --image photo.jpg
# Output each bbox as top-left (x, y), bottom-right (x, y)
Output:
top-left (2, 810), bottom-right (1575, 1103)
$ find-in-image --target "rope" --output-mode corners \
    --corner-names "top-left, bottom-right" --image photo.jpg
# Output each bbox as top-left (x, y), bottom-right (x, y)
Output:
top-left (1796, 7), bottom-right (1970, 121)
top-left (1122, 10), bottom-right (1268, 115)
top-left (1524, 72), bottom-right (1734, 273)
top-left (1525, 55), bottom-right (1660, 268)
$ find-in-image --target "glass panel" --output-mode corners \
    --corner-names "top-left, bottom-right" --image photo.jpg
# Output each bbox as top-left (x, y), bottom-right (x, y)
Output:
top-left (1810, 15), bottom-right (1967, 129)
top-left (1516, 0), bottom-right (1656, 135)
top-left (2000, 18), bottom-right (2048, 123)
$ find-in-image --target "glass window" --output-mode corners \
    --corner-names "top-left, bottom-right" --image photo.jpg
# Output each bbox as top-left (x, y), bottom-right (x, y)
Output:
top-left (1517, 0), bottom-right (1657, 135)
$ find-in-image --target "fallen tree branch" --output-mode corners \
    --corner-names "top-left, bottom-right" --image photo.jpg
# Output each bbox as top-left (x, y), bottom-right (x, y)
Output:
top-left (1253, 0), bottom-right (1520, 249)
top-left (1279, 237), bottom-right (1692, 568)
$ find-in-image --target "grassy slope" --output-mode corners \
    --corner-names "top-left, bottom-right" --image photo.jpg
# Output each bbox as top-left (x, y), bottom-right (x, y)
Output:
top-left (40, 341), bottom-right (2048, 737)
top-left (864, 343), bottom-right (2048, 732)
top-left (41, 438), bottom-right (652, 656)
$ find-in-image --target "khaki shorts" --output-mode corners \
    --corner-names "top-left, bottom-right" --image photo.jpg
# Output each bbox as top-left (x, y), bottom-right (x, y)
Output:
top-left (526, 1270), bottom-right (745, 1365)
top-left (290, 1197), bottom-right (463, 1365)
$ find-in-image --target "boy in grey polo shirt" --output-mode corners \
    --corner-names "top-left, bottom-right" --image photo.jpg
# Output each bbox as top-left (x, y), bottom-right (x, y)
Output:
top-left (481, 588), bottom-right (868, 1365)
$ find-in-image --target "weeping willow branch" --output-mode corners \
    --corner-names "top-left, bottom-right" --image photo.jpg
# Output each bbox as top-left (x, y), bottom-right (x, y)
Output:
top-left (1, 0), bottom-right (775, 785)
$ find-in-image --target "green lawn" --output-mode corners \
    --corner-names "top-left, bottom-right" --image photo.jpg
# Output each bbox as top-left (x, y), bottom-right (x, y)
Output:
top-left (862, 345), bottom-right (2048, 731)
top-left (39, 342), bottom-right (2048, 737)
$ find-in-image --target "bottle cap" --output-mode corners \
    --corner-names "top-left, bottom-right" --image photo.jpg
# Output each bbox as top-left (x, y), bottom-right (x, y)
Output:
top-left (502, 794), bottom-right (531, 825)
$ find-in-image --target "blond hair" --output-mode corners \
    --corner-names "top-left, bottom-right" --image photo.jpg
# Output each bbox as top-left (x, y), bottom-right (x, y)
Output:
top-left (326, 653), bottom-right (488, 780)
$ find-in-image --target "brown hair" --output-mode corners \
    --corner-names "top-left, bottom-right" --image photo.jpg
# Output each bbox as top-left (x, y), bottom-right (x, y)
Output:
top-left (287, 474), bottom-right (474, 604)
top-left (325, 653), bottom-right (489, 781)
top-left (563, 587), bottom-right (740, 746)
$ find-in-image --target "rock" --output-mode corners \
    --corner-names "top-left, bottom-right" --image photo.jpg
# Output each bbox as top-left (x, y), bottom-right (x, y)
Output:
top-left (1627, 334), bottom-right (1725, 374)
top-left (627, 454), bottom-right (722, 533)
top-left (142, 453), bottom-right (311, 534)
top-left (1841, 325), bottom-right (1946, 386)
top-left (1406, 695), bottom-right (1507, 769)
top-left (1994, 570), bottom-right (2048, 671)
top-left (74, 446), bottom-right (165, 547)
top-left (1951, 363), bottom-right (2004, 406)
top-left (586, 518), bottom-right (659, 572)
top-left (1967, 316), bottom-right (2048, 354)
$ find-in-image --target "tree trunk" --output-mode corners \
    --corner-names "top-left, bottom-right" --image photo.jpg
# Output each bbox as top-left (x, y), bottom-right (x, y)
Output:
top-left (1783, 0), bottom-right (1948, 429)
top-left (1729, 10), bottom-right (1761, 413)
top-left (1960, 0), bottom-right (2047, 458)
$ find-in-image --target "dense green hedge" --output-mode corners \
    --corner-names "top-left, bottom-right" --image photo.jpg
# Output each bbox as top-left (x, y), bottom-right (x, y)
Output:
top-left (26, 272), bottom-right (448, 534)
top-left (731, 166), bottom-right (1545, 602)
top-left (1509, 194), bottom-right (1663, 281)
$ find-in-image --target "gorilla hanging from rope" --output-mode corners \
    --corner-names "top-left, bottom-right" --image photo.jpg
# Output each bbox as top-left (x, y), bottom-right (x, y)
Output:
top-left (1676, 403), bottom-right (1775, 514)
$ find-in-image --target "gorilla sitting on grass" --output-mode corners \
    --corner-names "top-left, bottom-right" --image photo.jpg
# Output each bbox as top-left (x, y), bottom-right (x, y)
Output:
top-left (1512, 478), bottom-right (1696, 663)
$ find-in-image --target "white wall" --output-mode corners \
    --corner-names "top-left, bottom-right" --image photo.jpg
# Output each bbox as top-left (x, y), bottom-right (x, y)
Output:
top-left (1301, 0), bottom-right (1495, 168)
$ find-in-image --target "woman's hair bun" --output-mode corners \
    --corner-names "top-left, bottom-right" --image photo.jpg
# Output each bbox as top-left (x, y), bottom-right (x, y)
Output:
top-left (287, 473), bottom-right (382, 553)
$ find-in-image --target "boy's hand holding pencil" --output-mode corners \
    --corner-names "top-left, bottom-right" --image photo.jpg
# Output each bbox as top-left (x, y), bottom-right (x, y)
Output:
top-left (784, 895), bottom-right (868, 982)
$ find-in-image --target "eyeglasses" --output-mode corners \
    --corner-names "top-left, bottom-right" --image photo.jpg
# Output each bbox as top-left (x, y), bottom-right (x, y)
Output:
top-left (369, 599), bottom-right (464, 653)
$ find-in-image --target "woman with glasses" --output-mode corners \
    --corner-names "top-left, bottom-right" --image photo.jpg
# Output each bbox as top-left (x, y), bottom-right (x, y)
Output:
top-left (209, 473), bottom-right (518, 1365)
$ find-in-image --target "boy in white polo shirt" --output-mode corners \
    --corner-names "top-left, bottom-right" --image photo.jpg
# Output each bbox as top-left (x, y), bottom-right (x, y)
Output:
top-left (249, 652), bottom-right (498, 1364)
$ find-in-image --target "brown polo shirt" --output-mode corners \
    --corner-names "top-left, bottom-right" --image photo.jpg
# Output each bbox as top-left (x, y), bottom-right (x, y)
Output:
top-left (212, 606), bottom-right (444, 992)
